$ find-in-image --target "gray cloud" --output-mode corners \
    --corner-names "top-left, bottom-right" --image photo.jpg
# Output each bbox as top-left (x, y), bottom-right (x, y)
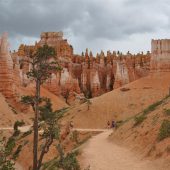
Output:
top-left (0, 0), bottom-right (170, 54)
top-left (0, 0), bottom-right (85, 37)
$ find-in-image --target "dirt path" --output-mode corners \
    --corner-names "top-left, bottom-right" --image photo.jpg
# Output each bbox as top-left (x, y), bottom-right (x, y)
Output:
top-left (80, 130), bottom-right (160, 170)
top-left (0, 125), bottom-right (31, 132)
top-left (0, 127), bottom-right (162, 170)
top-left (72, 128), bottom-right (108, 132)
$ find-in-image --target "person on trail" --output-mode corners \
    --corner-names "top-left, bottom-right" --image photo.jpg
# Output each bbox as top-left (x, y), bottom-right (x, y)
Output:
top-left (107, 121), bottom-right (111, 129)
top-left (70, 121), bottom-right (74, 128)
top-left (111, 120), bottom-right (115, 128)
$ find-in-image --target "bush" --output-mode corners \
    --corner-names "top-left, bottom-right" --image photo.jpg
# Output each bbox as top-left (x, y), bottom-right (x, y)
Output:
top-left (57, 151), bottom-right (80, 170)
top-left (13, 145), bottom-right (22, 160)
top-left (158, 120), bottom-right (170, 141)
top-left (71, 130), bottom-right (79, 144)
top-left (21, 130), bottom-right (32, 138)
top-left (13, 129), bottom-right (20, 137)
top-left (5, 137), bottom-right (16, 156)
top-left (164, 109), bottom-right (170, 116)
top-left (143, 100), bottom-right (163, 115)
top-left (134, 114), bottom-right (147, 126)
top-left (13, 120), bottom-right (25, 131)
top-left (115, 120), bottom-right (124, 129)
top-left (0, 139), bottom-right (15, 170)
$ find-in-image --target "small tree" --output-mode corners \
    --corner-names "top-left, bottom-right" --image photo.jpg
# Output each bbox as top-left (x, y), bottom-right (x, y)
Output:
top-left (81, 97), bottom-right (92, 111)
top-left (0, 137), bottom-right (15, 170)
top-left (21, 97), bottom-right (68, 170)
top-left (56, 144), bottom-right (80, 170)
top-left (86, 99), bottom-right (92, 111)
top-left (22, 45), bottom-right (61, 170)
top-left (0, 126), bottom-right (25, 170)
top-left (37, 98), bottom-right (65, 169)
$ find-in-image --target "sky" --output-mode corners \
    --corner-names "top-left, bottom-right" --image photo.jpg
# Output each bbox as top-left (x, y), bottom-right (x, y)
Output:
top-left (0, 0), bottom-right (170, 55)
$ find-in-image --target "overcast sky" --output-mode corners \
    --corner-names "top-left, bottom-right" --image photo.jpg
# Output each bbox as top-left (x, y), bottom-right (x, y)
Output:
top-left (0, 0), bottom-right (170, 55)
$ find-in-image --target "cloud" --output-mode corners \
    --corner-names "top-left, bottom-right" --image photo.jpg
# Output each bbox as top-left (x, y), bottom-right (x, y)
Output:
top-left (0, 0), bottom-right (170, 54)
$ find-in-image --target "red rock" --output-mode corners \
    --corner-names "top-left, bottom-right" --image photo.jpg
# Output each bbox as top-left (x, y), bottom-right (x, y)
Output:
top-left (0, 33), bottom-right (15, 98)
top-left (10, 32), bottom-right (151, 101)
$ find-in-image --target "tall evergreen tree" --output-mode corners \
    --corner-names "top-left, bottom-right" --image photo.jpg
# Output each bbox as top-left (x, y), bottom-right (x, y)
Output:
top-left (22, 45), bottom-right (61, 170)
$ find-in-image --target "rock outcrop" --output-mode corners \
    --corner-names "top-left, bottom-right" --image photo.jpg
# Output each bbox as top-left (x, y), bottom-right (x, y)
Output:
top-left (151, 39), bottom-right (170, 72)
top-left (0, 33), bottom-right (15, 98)
top-left (39, 32), bottom-right (73, 58)
top-left (13, 32), bottom-right (151, 99)
top-left (114, 53), bottom-right (150, 88)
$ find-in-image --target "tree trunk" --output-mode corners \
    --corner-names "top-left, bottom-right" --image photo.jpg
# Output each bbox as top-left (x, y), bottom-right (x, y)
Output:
top-left (37, 138), bottom-right (53, 170)
top-left (33, 79), bottom-right (40, 170)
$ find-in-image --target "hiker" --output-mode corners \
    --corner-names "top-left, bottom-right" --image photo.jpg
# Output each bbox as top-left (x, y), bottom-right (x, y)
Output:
top-left (107, 121), bottom-right (111, 129)
top-left (111, 120), bottom-right (115, 128)
top-left (70, 121), bottom-right (74, 128)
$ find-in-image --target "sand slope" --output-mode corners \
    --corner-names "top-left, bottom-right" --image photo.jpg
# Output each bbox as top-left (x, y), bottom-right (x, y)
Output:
top-left (0, 85), bottom-right (67, 127)
top-left (0, 93), bottom-right (17, 126)
top-left (66, 72), bottom-right (170, 128)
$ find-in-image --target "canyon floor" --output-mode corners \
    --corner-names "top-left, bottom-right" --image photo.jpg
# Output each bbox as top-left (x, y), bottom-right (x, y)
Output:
top-left (1, 72), bottom-right (170, 169)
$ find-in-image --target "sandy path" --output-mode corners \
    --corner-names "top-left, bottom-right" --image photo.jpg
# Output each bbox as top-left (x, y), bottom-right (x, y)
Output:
top-left (0, 125), bottom-right (31, 132)
top-left (0, 126), bottom-right (108, 133)
top-left (72, 128), bottom-right (108, 132)
top-left (81, 130), bottom-right (160, 170)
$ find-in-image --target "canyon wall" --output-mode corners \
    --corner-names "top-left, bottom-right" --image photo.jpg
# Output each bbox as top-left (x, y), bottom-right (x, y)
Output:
top-left (14, 32), bottom-right (150, 101)
top-left (0, 31), bottom-right (152, 104)
top-left (151, 39), bottom-right (170, 72)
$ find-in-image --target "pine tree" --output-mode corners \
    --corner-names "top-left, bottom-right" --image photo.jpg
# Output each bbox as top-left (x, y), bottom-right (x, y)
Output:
top-left (22, 45), bottom-right (61, 170)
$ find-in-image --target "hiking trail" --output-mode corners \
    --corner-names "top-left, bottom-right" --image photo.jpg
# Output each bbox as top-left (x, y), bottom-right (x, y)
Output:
top-left (80, 130), bottom-right (160, 170)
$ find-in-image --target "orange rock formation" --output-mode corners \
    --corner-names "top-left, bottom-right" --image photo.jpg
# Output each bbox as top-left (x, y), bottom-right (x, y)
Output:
top-left (0, 33), bottom-right (15, 98)
top-left (151, 39), bottom-right (170, 72)
top-left (0, 31), bottom-right (152, 102)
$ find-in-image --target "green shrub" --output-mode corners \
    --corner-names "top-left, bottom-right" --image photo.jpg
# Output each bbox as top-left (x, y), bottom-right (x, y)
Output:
top-left (71, 131), bottom-right (79, 144)
top-left (134, 114), bottom-right (147, 126)
top-left (57, 151), bottom-right (80, 170)
top-left (0, 139), bottom-right (15, 170)
top-left (143, 100), bottom-right (163, 115)
top-left (158, 120), bottom-right (170, 141)
top-left (42, 157), bottom-right (59, 170)
top-left (13, 145), bottom-right (22, 160)
top-left (43, 151), bottom-right (80, 170)
top-left (116, 120), bottom-right (123, 124)
top-left (13, 129), bottom-right (20, 137)
top-left (21, 130), bottom-right (32, 138)
top-left (5, 137), bottom-right (16, 156)
top-left (164, 109), bottom-right (170, 116)
top-left (115, 120), bottom-right (124, 129)
top-left (13, 120), bottom-right (25, 131)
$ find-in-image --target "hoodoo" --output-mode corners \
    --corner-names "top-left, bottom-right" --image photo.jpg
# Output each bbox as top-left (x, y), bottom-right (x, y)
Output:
top-left (14, 32), bottom-right (151, 99)
top-left (0, 33), bottom-right (14, 98)
top-left (151, 39), bottom-right (170, 72)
